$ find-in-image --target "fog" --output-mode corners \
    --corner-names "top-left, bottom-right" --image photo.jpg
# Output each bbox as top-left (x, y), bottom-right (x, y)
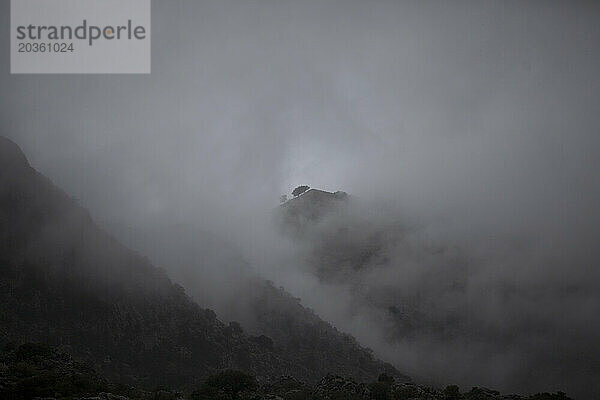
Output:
top-left (2, 0), bottom-right (600, 398)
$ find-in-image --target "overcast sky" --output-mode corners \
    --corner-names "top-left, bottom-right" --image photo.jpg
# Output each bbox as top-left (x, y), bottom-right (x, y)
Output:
top-left (2, 1), bottom-right (600, 397)
top-left (2, 1), bottom-right (598, 230)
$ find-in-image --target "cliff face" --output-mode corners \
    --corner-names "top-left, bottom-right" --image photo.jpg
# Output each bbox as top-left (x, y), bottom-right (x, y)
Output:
top-left (0, 137), bottom-right (402, 389)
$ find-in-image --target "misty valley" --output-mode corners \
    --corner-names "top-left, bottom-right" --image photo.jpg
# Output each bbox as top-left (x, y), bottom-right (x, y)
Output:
top-left (0, 137), bottom-right (578, 399)
top-left (2, 1), bottom-right (600, 399)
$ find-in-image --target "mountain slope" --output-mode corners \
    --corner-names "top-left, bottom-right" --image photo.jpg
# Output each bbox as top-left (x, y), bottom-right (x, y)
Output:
top-left (278, 189), bottom-right (349, 235)
top-left (0, 136), bottom-right (402, 389)
top-left (276, 187), bottom-right (593, 398)
top-left (105, 221), bottom-right (407, 384)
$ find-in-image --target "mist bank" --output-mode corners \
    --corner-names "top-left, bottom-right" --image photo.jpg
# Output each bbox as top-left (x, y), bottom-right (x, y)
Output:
top-left (283, 194), bottom-right (600, 395)
top-left (105, 187), bottom-right (599, 399)
top-left (2, 0), bottom-right (599, 398)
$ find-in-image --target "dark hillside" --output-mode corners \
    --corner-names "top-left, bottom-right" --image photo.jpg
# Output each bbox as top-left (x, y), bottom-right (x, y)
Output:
top-left (105, 221), bottom-right (408, 385)
top-left (0, 137), bottom-right (402, 389)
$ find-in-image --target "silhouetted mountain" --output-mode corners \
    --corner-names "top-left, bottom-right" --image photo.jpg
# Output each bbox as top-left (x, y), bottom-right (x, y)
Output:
top-left (0, 137), bottom-right (403, 390)
top-left (277, 188), bottom-right (393, 282)
top-left (278, 189), bottom-right (349, 234)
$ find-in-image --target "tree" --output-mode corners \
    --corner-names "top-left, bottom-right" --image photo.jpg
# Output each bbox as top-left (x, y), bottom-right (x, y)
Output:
top-left (443, 385), bottom-right (461, 400)
top-left (292, 185), bottom-right (310, 197)
top-left (191, 370), bottom-right (258, 400)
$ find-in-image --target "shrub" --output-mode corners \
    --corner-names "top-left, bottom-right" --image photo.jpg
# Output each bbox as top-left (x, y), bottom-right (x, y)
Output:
top-left (191, 370), bottom-right (257, 400)
top-left (444, 385), bottom-right (461, 400)
top-left (292, 185), bottom-right (310, 197)
top-left (368, 381), bottom-right (391, 400)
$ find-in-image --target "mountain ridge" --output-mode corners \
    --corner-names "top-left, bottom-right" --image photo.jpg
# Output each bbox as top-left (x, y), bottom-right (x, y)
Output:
top-left (0, 136), bottom-right (405, 389)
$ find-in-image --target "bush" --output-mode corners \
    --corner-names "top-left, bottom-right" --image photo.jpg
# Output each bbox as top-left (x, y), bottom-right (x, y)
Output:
top-left (444, 385), bottom-right (461, 400)
top-left (15, 343), bottom-right (52, 361)
top-left (292, 185), bottom-right (310, 197)
top-left (369, 381), bottom-right (391, 400)
top-left (191, 370), bottom-right (258, 400)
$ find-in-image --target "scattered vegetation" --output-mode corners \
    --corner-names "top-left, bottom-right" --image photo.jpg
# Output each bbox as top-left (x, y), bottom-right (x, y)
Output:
top-left (0, 343), bottom-right (574, 400)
